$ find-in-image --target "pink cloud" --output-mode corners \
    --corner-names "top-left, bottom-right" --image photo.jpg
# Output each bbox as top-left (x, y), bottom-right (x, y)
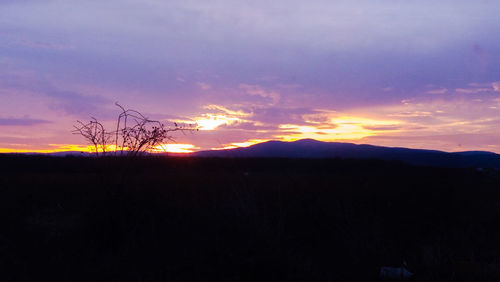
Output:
top-left (492, 82), bottom-right (500, 92)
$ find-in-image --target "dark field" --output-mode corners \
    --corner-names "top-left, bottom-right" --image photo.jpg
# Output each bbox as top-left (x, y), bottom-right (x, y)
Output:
top-left (1, 155), bottom-right (500, 281)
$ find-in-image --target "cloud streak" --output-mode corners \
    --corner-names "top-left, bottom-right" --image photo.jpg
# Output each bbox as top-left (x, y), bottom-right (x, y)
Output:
top-left (0, 117), bottom-right (51, 126)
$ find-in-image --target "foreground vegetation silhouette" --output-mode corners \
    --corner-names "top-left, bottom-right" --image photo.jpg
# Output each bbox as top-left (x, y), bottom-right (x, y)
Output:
top-left (73, 103), bottom-right (196, 156)
top-left (1, 155), bottom-right (500, 281)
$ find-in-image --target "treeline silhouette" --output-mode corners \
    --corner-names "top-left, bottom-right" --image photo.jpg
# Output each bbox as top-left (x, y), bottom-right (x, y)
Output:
top-left (0, 154), bottom-right (499, 281)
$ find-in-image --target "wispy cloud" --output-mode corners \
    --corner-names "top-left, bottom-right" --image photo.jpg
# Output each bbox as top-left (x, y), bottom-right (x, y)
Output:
top-left (426, 88), bottom-right (448, 94)
top-left (493, 82), bottom-right (500, 92)
top-left (362, 125), bottom-right (402, 131)
top-left (454, 81), bottom-right (500, 94)
top-left (13, 38), bottom-right (75, 51)
top-left (197, 82), bottom-right (212, 90)
top-left (0, 67), bottom-right (112, 118)
top-left (456, 88), bottom-right (491, 94)
top-left (46, 89), bottom-right (111, 117)
top-left (0, 117), bottom-right (51, 126)
top-left (239, 84), bottom-right (280, 105)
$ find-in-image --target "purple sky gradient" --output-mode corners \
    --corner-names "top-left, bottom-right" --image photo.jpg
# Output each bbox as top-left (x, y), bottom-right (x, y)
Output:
top-left (1, 1), bottom-right (500, 152)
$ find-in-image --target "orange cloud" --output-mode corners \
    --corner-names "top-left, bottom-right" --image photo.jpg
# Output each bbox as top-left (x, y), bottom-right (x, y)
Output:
top-left (278, 116), bottom-right (401, 141)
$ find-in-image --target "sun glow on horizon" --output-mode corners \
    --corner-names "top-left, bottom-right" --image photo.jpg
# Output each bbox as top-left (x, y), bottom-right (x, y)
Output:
top-left (0, 144), bottom-right (93, 154)
top-left (211, 139), bottom-right (269, 150)
top-left (0, 143), bottom-right (199, 154)
top-left (195, 114), bottom-right (244, 130)
top-left (152, 143), bottom-right (199, 153)
top-left (279, 116), bottom-right (401, 141)
top-left (192, 104), bottom-right (251, 130)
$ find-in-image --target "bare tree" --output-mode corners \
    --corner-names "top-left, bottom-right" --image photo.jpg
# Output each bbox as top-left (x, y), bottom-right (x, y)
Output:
top-left (73, 103), bottom-right (197, 156)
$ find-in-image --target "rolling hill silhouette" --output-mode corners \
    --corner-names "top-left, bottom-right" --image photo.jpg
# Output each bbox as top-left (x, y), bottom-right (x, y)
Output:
top-left (194, 139), bottom-right (500, 169)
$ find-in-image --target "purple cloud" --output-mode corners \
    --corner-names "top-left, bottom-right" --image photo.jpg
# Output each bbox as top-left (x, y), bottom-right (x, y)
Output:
top-left (251, 107), bottom-right (319, 125)
top-left (0, 117), bottom-right (51, 126)
top-left (46, 89), bottom-right (111, 117)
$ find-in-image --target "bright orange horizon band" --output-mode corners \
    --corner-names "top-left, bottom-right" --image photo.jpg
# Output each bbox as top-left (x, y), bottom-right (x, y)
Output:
top-left (0, 143), bottom-right (201, 154)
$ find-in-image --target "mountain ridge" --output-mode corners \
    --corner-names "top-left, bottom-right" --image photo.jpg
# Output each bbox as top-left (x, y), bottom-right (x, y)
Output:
top-left (193, 139), bottom-right (500, 169)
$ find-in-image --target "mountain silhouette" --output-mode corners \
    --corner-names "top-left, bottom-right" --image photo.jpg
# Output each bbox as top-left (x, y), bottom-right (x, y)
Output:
top-left (193, 139), bottom-right (500, 169)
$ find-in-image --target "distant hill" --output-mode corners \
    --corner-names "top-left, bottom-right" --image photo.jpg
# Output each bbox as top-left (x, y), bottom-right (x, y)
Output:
top-left (193, 139), bottom-right (500, 169)
top-left (46, 151), bottom-right (92, 157)
top-left (1, 151), bottom-right (92, 157)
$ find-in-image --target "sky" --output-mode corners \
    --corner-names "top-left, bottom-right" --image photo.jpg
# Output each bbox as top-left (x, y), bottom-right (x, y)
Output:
top-left (1, 0), bottom-right (500, 153)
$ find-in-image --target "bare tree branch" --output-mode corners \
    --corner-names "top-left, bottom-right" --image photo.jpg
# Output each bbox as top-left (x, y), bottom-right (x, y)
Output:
top-left (73, 103), bottom-right (198, 157)
top-left (72, 118), bottom-right (111, 156)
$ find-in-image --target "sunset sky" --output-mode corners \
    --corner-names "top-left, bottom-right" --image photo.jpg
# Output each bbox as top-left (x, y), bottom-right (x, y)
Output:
top-left (1, 1), bottom-right (500, 153)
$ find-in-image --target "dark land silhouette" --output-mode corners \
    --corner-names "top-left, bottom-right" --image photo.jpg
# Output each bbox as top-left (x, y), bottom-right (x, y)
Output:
top-left (1, 152), bottom-right (500, 281)
top-left (194, 139), bottom-right (500, 169)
